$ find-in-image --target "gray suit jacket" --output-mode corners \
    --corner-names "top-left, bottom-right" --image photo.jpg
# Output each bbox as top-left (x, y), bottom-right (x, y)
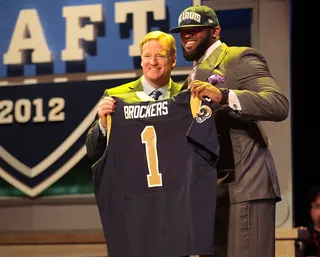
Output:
top-left (182, 43), bottom-right (289, 205)
top-left (86, 76), bottom-right (182, 163)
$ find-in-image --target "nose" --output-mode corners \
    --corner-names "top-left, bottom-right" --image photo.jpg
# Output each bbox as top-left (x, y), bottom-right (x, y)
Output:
top-left (150, 56), bottom-right (158, 65)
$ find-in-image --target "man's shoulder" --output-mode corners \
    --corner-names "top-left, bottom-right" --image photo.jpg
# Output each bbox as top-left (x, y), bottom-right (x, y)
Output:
top-left (170, 80), bottom-right (183, 95)
top-left (226, 45), bottom-right (261, 57)
top-left (172, 81), bottom-right (182, 89)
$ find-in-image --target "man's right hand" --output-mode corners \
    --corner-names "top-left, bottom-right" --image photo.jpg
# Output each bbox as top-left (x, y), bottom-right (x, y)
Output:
top-left (188, 79), bottom-right (222, 102)
top-left (98, 96), bottom-right (116, 128)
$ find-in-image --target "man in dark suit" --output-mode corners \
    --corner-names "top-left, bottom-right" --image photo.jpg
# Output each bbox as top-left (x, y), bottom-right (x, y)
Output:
top-left (170, 5), bottom-right (289, 257)
top-left (86, 31), bottom-right (182, 162)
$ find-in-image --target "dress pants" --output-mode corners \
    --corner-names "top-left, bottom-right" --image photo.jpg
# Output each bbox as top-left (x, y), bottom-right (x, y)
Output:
top-left (200, 199), bottom-right (276, 257)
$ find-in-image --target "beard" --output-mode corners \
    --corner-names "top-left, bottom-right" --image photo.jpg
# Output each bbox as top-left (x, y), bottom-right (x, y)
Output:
top-left (181, 32), bottom-right (213, 62)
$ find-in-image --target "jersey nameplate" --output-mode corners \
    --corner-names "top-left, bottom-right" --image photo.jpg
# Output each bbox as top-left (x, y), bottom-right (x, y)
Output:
top-left (123, 101), bottom-right (168, 120)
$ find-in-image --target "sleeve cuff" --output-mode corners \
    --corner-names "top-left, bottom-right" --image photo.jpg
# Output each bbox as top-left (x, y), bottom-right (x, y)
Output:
top-left (228, 90), bottom-right (242, 111)
top-left (98, 118), bottom-right (107, 137)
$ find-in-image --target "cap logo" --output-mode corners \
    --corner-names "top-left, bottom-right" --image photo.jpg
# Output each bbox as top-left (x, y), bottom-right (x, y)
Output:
top-left (178, 11), bottom-right (201, 25)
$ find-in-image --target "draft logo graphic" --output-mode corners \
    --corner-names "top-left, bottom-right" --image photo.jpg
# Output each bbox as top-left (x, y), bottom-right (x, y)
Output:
top-left (0, 80), bottom-right (106, 197)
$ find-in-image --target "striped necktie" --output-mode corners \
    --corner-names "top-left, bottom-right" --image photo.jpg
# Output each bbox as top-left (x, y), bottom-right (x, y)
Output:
top-left (149, 89), bottom-right (162, 100)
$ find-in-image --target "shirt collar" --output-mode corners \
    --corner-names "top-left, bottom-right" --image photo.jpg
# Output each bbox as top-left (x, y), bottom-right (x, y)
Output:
top-left (142, 76), bottom-right (170, 99)
top-left (193, 40), bottom-right (222, 66)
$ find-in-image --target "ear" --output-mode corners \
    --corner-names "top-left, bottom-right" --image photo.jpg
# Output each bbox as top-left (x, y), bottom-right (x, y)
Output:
top-left (172, 54), bottom-right (177, 68)
top-left (213, 26), bottom-right (221, 38)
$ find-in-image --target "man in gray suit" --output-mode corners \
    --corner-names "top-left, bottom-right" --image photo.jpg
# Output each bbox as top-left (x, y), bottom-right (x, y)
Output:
top-left (170, 5), bottom-right (289, 257)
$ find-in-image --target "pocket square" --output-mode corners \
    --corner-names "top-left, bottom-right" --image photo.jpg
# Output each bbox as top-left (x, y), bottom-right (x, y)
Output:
top-left (208, 74), bottom-right (225, 84)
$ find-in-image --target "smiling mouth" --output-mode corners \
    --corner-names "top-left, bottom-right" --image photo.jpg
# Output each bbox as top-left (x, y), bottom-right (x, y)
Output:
top-left (184, 40), bottom-right (196, 49)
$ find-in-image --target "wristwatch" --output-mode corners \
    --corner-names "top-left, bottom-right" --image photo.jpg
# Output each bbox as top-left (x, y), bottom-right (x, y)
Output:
top-left (219, 88), bottom-right (229, 104)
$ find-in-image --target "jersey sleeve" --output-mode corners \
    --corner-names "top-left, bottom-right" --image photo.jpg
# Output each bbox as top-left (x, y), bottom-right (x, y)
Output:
top-left (187, 99), bottom-right (220, 165)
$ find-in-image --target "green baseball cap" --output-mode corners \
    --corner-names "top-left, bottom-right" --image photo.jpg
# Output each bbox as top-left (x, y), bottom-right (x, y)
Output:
top-left (170, 5), bottom-right (220, 33)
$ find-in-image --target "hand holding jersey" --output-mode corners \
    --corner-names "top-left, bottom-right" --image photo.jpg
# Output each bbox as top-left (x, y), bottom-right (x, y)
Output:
top-left (98, 96), bottom-right (116, 129)
top-left (189, 79), bottom-right (222, 102)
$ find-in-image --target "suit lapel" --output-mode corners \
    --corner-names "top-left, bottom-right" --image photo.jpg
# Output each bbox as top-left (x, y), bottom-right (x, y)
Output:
top-left (168, 78), bottom-right (182, 96)
top-left (128, 76), bottom-right (144, 91)
top-left (195, 43), bottom-right (228, 82)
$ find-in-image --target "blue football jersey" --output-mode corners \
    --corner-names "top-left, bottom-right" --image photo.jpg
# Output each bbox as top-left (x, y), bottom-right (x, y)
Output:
top-left (93, 89), bottom-right (219, 257)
